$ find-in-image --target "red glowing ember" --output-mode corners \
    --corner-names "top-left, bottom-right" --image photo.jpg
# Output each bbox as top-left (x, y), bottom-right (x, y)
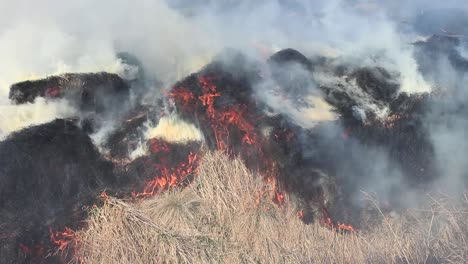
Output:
top-left (297, 209), bottom-right (304, 220)
top-left (19, 243), bottom-right (45, 256)
top-left (100, 191), bottom-right (109, 200)
top-left (45, 87), bottom-right (61, 98)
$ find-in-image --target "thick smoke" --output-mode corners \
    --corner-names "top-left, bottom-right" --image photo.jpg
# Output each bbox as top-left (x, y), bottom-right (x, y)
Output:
top-left (0, 98), bottom-right (75, 139)
top-left (0, 0), bottom-right (214, 141)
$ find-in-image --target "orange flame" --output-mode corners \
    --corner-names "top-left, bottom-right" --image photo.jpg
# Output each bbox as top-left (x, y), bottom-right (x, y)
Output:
top-left (297, 209), bottom-right (304, 220)
top-left (274, 190), bottom-right (286, 205)
top-left (134, 151), bottom-right (200, 198)
top-left (99, 191), bottom-right (109, 200)
top-left (336, 223), bottom-right (355, 232)
top-left (169, 87), bottom-right (195, 108)
top-left (49, 227), bottom-right (80, 252)
top-left (19, 243), bottom-right (31, 254)
top-left (321, 208), bottom-right (356, 232)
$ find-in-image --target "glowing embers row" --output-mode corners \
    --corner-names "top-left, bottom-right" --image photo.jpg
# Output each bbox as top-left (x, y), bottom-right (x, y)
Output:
top-left (264, 172), bottom-right (286, 206)
top-left (133, 138), bottom-right (200, 198)
top-left (49, 227), bottom-right (81, 262)
top-left (18, 219), bottom-right (81, 260)
top-left (295, 209), bottom-right (355, 232)
top-left (321, 208), bottom-right (356, 232)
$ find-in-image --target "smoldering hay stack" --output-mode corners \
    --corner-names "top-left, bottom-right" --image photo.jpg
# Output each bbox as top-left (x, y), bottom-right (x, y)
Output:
top-left (1, 35), bottom-right (468, 262)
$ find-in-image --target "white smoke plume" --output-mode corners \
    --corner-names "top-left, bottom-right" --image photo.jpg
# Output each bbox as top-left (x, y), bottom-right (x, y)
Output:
top-left (0, 0), bottom-right (434, 135)
top-left (129, 115), bottom-right (204, 160)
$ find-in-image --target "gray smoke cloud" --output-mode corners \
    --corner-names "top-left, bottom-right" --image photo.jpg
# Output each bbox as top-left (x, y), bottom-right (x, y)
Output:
top-left (423, 56), bottom-right (468, 196)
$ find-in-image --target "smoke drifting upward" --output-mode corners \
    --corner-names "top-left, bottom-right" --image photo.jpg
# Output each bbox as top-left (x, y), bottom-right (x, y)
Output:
top-left (0, 0), bottom-right (444, 90)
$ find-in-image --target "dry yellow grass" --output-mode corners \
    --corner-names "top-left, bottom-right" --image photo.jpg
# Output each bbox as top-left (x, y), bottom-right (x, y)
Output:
top-left (76, 152), bottom-right (468, 264)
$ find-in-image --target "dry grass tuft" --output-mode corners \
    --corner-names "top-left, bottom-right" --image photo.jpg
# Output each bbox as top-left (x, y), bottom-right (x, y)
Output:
top-left (76, 152), bottom-right (468, 264)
